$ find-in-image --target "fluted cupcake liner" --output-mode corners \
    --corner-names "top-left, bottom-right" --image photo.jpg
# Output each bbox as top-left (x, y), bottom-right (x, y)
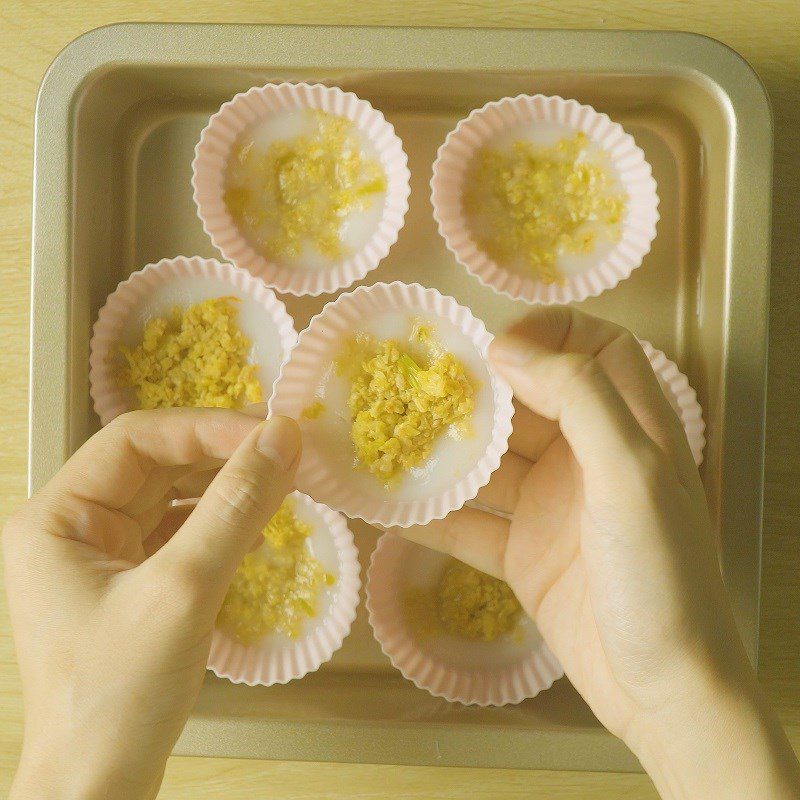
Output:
top-left (208, 491), bottom-right (361, 686)
top-left (431, 94), bottom-right (659, 305)
top-left (193, 82), bottom-right (410, 296)
top-left (642, 340), bottom-right (706, 465)
top-left (89, 256), bottom-right (297, 426)
top-left (270, 281), bottom-right (514, 528)
top-left (366, 533), bottom-right (563, 706)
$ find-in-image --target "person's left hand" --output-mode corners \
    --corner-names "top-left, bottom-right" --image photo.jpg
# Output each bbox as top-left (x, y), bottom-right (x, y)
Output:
top-left (3, 408), bottom-right (300, 800)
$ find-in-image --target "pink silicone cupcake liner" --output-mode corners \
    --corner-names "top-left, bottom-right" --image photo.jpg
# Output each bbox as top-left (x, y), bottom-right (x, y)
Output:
top-left (269, 281), bottom-right (515, 529)
top-left (431, 94), bottom-right (660, 305)
top-left (192, 82), bottom-right (411, 296)
top-left (366, 533), bottom-right (563, 706)
top-left (208, 491), bottom-right (361, 686)
top-left (642, 340), bottom-right (706, 465)
top-left (89, 256), bottom-right (297, 426)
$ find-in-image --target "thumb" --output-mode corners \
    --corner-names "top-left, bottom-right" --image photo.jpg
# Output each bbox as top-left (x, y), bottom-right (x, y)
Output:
top-left (489, 314), bottom-right (655, 479)
top-left (154, 416), bottom-right (301, 600)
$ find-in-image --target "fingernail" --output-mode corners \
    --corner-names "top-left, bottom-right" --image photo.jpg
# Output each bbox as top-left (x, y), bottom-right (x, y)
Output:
top-left (256, 415), bottom-right (301, 471)
top-left (489, 334), bottom-right (534, 367)
top-left (242, 401), bottom-right (269, 419)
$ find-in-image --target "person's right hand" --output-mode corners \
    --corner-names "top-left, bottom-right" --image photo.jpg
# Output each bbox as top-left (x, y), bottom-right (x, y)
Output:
top-left (397, 307), bottom-right (800, 799)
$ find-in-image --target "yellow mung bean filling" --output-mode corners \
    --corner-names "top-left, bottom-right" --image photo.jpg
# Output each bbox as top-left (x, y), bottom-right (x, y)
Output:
top-left (217, 499), bottom-right (335, 644)
top-left (224, 111), bottom-right (387, 263)
top-left (437, 561), bottom-right (522, 641)
top-left (301, 400), bottom-right (325, 420)
top-left (118, 297), bottom-right (262, 410)
top-left (337, 324), bottom-right (475, 484)
top-left (463, 132), bottom-right (627, 285)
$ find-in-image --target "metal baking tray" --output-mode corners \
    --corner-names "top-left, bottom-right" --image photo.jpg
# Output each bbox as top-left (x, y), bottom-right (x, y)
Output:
top-left (30, 23), bottom-right (771, 772)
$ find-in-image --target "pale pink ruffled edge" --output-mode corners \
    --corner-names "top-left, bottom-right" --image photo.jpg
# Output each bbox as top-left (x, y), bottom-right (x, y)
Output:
top-left (88, 255), bottom-right (298, 426)
top-left (207, 491), bottom-right (361, 686)
top-left (366, 533), bottom-right (564, 707)
top-left (431, 94), bottom-right (660, 305)
top-left (642, 340), bottom-right (706, 465)
top-left (192, 82), bottom-right (411, 296)
top-left (269, 281), bottom-right (515, 528)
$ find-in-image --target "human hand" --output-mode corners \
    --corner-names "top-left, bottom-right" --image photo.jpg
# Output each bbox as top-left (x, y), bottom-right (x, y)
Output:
top-left (397, 307), bottom-right (800, 799)
top-left (4, 409), bottom-right (300, 800)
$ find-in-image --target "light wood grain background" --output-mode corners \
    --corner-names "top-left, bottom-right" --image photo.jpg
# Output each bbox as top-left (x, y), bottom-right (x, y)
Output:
top-left (1, 2), bottom-right (798, 797)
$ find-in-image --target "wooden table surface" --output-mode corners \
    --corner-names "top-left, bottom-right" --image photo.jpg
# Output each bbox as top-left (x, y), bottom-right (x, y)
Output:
top-left (2, 1), bottom-right (798, 797)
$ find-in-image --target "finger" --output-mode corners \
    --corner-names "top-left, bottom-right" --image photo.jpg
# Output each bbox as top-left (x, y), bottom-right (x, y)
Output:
top-left (489, 308), bottom-right (666, 478)
top-left (153, 416), bottom-right (301, 598)
top-left (242, 401), bottom-right (269, 419)
top-left (508, 399), bottom-right (561, 461)
top-left (10, 490), bottom-right (145, 564)
top-left (173, 468), bottom-right (220, 499)
top-left (121, 462), bottom-right (223, 518)
top-left (475, 451), bottom-right (531, 516)
top-left (143, 469), bottom-right (260, 555)
top-left (145, 513), bottom-right (262, 559)
top-left (503, 437), bottom-right (582, 616)
top-left (133, 488), bottom-right (180, 541)
top-left (595, 334), bottom-right (698, 481)
top-left (45, 408), bottom-right (262, 511)
top-left (144, 508), bottom-right (262, 559)
top-left (492, 308), bottom-right (696, 481)
top-left (391, 505), bottom-right (510, 580)
top-left (143, 508), bottom-right (191, 558)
